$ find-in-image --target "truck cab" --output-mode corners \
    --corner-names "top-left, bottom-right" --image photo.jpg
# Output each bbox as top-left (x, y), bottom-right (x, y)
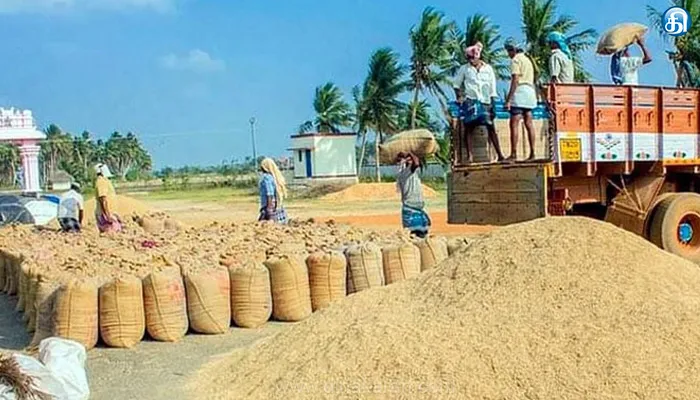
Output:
top-left (448, 84), bottom-right (700, 263)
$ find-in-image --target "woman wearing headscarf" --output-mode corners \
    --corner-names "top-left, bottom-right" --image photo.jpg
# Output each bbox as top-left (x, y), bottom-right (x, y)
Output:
top-left (94, 163), bottom-right (122, 233)
top-left (547, 31), bottom-right (574, 84)
top-left (452, 42), bottom-right (505, 163)
top-left (504, 37), bottom-right (537, 161)
top-left (610, 36), bottom-right (652, 85)
top-left (258, 158), bottom-right (288, 224)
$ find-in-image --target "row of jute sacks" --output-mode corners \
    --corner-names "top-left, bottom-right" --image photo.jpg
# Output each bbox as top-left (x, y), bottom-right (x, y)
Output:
top-left (0, 237), bottom-right (467, 350)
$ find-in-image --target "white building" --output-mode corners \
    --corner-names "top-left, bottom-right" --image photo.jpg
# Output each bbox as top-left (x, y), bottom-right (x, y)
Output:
top-left (288, 132), bottom-right (358, 184)
top-left (0, 108), bottom-right (45, 194)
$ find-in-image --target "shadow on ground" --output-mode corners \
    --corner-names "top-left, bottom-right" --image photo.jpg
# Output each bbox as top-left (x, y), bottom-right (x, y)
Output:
top-left (0, 294), bottom-right (30, 350)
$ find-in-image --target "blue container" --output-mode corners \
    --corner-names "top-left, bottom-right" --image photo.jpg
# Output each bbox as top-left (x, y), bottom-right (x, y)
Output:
top-left (41, 195), bottom-right (60, 205)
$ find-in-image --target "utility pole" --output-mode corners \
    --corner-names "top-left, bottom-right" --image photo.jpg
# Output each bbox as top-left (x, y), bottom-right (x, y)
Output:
top-left (249, 117), bottom-right (258, 165)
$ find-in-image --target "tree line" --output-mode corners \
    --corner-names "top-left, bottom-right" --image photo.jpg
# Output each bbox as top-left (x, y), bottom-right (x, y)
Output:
top-left (298, 0), bottom-right (693, 179)
top-left (0, 124), bottom-right (152, 188)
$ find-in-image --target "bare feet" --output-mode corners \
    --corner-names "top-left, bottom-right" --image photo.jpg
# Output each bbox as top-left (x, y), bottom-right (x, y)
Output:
top-left (526, 153), bottom-right (536, 162)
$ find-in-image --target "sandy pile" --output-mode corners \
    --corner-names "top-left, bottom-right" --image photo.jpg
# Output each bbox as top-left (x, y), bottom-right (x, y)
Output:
top-left (321, 183), bottom-right (437, 202)
top-left (191, 217), bottom-right (700, 399)
top-left (83, 195), bottom-right (153, 224)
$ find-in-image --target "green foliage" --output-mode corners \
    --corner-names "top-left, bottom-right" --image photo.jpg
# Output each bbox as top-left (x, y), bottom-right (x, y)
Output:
top-left (520, 0), bottom-right (597, 83)
top-left (648, 0), bottom-right (700, 87)
top-left (299, 82), bottom-right (354, 133)
top-left (408, 7), bottom-right (452, 128)
top-left (0, 143), bottom-right (19, 187)
top-left (38, 124), bottom-right (152, 188)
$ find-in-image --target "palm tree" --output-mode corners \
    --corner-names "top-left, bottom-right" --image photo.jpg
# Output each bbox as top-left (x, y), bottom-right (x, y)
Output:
top-left (102, 132), bottom-right (152, 180)
top-left (352, 85), bottom-right (371, 172)
top-left (445, 14), bottom-right (510, 81)
top-left (398, 100), bottom-right (442, 133)
top-left (299, 82), bottom-right (353, 133)
top-left (40, 124), bottom-right (71, 187)
top-left (521, 0), bottom-right (597, 82)
top-left (360, 48), bottom-right (407, 182)
top-left (408, 7), bottom-right (451, 129)
top-left (648, 1), bottom-right (700, 86)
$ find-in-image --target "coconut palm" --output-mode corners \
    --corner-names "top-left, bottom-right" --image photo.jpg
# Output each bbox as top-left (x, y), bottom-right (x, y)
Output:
top-left (40, 124), bottom-right (71, 186)
top-left (521, 0), bottom-right (597, 82)
top-left (408, 7), bottom-right (451, 129)
top-left (445, 14), bottom-right (510, 81)
top-left (398, 100), bottom-right (442, 133)
top-left (359, 47), bottom-right (407, 182)
top-left (298, 82), bottom-right (353, 133)
top-left (352, 85), bottom-right (371, 172)
top-left (648, 1), bottom-right (700, 86)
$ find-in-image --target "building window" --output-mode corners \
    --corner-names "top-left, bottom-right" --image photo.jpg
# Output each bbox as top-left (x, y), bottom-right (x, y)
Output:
top-left (298, 150), bottom-right (303, 162)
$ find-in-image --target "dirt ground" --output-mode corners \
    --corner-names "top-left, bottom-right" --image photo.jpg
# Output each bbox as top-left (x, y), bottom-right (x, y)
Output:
top-left (136, 188), bottom-right (493, 237)
top-left (0, 188), bottom-right (493, 399)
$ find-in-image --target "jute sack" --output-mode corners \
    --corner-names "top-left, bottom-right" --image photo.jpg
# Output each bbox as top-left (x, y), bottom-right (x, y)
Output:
top-left (382, 243), bottom-right (421, 285)
top-left (138, 215), bottom-right (165, 234)
top-left (15, 264), bottom-right (29, 313)
top-left (185, 268), bottom-right (231, 334)
top-left (0, 254), bottom-right (5, 292)
top-left (345, 243), bottom-right (384, 294)
top-left (414, 237), bottom-right (449, 271)
top-left (53, 279), bottom-right (99, 350)
top-left (143, 268), bottom-right (188, 342)
top-left (24, 269), bottom-right (40, 332)
top-left (307, 251), bottom-right (347, 311)
top-left (378, 129), bottom-right (438, 164)
top-left (5, 256), bottom-right (19, 295)
top-left (99, 276), bottom-right (145, 348)
top-left (229, 263), bottom-right (272, 328)
top-left (447, 238), bottom-right (469, 255)
top-left (265, 256), bottom-right (312, 322)
top-left (597, 23), bottom-right (648, 55)
top-left (29, 278), bottom-right (59, 347)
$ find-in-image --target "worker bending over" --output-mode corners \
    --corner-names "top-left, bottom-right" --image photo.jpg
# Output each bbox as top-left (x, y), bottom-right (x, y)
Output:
top-left (57, 182), bottom-right (84, 233)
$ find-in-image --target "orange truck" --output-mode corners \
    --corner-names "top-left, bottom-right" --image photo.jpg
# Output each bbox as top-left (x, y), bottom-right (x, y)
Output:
top-left (448, 83), bottom-right (700, 263)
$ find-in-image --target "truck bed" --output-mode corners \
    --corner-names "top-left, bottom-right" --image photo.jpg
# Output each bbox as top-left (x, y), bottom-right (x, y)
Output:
top-left (447, 162), bottom-right (550, 225)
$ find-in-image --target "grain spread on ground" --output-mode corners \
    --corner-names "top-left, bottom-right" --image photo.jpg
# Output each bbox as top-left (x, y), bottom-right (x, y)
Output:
top-left (320, 183), bottom-right (437, 202)
top-left (190, 217), bottom-right (700, 400)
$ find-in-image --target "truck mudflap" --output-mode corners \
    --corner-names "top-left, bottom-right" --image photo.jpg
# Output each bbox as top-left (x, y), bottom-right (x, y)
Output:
top-left (448, 162), bottom-right (551, 226)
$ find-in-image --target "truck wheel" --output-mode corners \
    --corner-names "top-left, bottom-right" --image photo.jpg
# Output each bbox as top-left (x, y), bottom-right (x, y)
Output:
top-left (649, 193), bottom-right (700, 263)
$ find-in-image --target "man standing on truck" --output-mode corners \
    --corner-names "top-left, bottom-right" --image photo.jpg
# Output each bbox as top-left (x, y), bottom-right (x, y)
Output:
top-left (611, 36), bottom-right (652, 85)
top-left (504, 38), bottom-right (537, 162)
top-left (547, 31), bottom-right (574, 84)
top-left (395, 152), bottom-right (431, 238)
top-left (452, 41), bottom-right (506, 163)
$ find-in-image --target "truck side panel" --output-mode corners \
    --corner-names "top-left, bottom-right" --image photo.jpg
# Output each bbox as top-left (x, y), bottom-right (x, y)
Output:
top-left (448, 163), bottom-right (548, 225)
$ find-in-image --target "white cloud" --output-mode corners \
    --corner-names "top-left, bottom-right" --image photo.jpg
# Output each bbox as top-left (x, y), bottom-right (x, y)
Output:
top-left (0, 0), bottom-right (177, 14)
top-left (159, 49), bottom-right (225, 73)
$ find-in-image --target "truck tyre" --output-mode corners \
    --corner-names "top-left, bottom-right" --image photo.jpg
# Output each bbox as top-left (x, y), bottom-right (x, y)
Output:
top-left (649, 193), bottom-right (700, 263)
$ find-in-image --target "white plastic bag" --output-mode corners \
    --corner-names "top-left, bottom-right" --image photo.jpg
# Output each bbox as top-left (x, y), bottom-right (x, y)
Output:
top-left (39, 338), bottom-right (89, 400)
top-left (1, 353), bottom-right (66, 400)
top-left (0, 337), bottom-right (89, 400)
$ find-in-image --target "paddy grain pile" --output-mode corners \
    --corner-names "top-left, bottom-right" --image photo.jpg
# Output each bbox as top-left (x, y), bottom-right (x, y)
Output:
top-left (321, 183), bottom-right (437, 202)
top-left (192, 217), bottom-right (700, 399)
top-left (0, 215), bottom-right (414, 349)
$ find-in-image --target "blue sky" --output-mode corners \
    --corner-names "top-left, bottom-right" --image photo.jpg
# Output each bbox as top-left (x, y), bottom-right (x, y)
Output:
top-left (0, 0), bottom-right (680, 168)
